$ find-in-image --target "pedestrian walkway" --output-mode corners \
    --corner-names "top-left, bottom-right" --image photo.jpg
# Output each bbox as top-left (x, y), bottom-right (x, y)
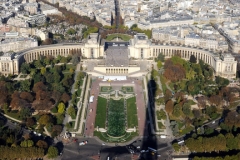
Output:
top-left (3, 113), bottom-right (22, 123)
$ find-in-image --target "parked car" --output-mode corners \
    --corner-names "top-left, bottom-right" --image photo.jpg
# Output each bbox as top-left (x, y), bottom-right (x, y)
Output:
top-left (79, 140), bottom-right (88, 146)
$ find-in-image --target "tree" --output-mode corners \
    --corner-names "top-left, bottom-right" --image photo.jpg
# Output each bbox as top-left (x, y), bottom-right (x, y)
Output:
top-left (20, 63), bottom-right (31, 74)
top-left (20, 92), bottom-right (34, 102)
top-left (33, 82), bottom-right (47, 93)
top-left (165, 100), bottom-right (174, 115)
top-left (26, 117), bottom-right (36, 127)
top-left (67, 28), bottom-right (76, 35)
top-left (57, 102), bottom-right (65, 114)
top-left (164, 89), bottom-right (172, 102)
top-left (189, 55), bottom-right (197, 63)
top-left (157, 53), bottom-right (165, 62)
top-left (19, 107), bottom-right (31, 120)
top-left (56, 114), bottom-right (64, 124)
top-left (52, 125), bottom-right (63, 136)
top-left (157, 61), bottom-right (162, 69)
top-left (0, 146), bottom-right (44, 159)
top-left (173, 104), bottom-right (182, 117)
top-left (172, 143), bottom-right (180, 152)
top-left (182, 103), bottom-right (191, 116)
top-left (20, 80), bottom-right (31, 92)
top-left (61, 93), bottom-right (71, 104)
top-left (67, 106), bottom-right (76, 119)
top-left (215, 76), bottom-right (229, 87)
top-left (40, 67), bottom-right (46, 75)
top-left (130, 24), bottom-right (137, 29)
top-left (164, 60), bottom-right (186, 82)
top-left (71, 54), bottom-right (80, 65)
top-left (6, 134), bottom-right (15, 145)
top-left (38, 114), bottom-right (53, 126)
top-left (209, 95), bottom-right (222, 106)
top-left (0, 82), bottom-right (9, 105)
top-left (47, 146), bottom-right (59, 159)
top-left (226, 133), bottom-right (239, 150)
top-left (192, 109), bottom-right (201, 119)
top-left (20, 140), bottom-right (34, 147)
top-left (36, 140), bottom-right (48, 149)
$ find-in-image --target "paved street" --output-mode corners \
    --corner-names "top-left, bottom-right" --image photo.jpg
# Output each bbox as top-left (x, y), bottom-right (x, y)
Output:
top-left (59, 136), bottom-right (174, 160)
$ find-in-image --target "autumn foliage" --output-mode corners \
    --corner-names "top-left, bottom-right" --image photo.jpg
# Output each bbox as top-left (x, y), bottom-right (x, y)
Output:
top-left (164, 59), bottom-right (185, 82)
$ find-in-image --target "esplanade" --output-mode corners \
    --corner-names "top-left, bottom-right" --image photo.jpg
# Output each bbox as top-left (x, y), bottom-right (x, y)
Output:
top-left (0, 33), bottom-right (237, 79)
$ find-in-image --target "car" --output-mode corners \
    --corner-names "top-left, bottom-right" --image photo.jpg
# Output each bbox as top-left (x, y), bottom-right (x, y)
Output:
top-left (212, 121), bottom-right (215, 124)
top-left (102, 143), bottom-right (105, 145)
top-left (79, 140), bottom-right (88, 146)
top-left (79, 142), bottom-right (85, 146)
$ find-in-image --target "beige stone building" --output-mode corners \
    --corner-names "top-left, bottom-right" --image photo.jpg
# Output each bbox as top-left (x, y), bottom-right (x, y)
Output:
top-left (0, 33), bottom-right (237, 79)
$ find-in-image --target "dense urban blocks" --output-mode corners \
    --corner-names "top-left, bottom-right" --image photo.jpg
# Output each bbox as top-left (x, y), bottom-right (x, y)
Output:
top-left (107, 98), bottom-right (125, 137)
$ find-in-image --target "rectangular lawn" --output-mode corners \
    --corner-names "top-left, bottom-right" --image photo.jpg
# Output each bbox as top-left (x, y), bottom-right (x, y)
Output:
top-left (95, 97), bottom-right (107, 128)
top-left (127, 97), bottom-right (138, 128)
top-left (108, 98), bottom-right (125, 137)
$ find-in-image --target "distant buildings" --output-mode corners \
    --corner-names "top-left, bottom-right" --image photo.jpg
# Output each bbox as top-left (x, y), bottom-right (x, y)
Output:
top-left (0, 33), bottom-right (237, 79)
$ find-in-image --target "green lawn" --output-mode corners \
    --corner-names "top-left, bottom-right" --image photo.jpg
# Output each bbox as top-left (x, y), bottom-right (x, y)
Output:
top-left (126, 97), bottom-right (138, 128)
top-left (106, 34), bottom-right (131, 41)
top-left (101, 86), bottom-right (112, 92)
top-left (158, 122), bottom-right (165, 129)
top-left (5, 111), bottom-right (22, 121)
top-left (95, 97), bottom-right (108, 128)
top-left (107, 98), bottom-right (125, 137)
top-left (156, 109), bottom-right (167, 120)
top-left (122, 87), bottom-right (134, 93)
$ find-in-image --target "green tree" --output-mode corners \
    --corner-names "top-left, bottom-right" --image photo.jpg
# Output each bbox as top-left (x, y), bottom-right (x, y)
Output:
top-left (172, 143), bottom-right (180, 152)
top-left (226, 133), bottom-right (239, 150)
top-left (47, 146), bottom-right (59, 159)
top-left (186, 69), bottom-right (196, 80)
top-left (157, 53), bottom-right (165, 62)
top-left (6, 135), bottom-right (15, 145)
top-left (53, 72), bottom-right (61, 83)
top-left (20, 63), bottom-right (31, 74)
top-left (20, 80), bottom-right (31, 92)
top-left (215, 76), bottom-right (229, 87)
top-left (39, 114), bottom-right (52, 126)
top-left (34, 60), bottom-right (43, 68)
top-left (189, 55), bottom-right (197, 63)
top-left (40, 67), bottom-right (46, 75)
top-left (157, 61), bottom-right (162, 69)
top-left (56, 113), bottom-right (64, 124)
top-left (67, 106), bottom-right (76, 119)
top-left (57, 102), bottom-right (65, 114)
top-left (182, 103), bottom-right (191, 116)
top-left (173, 104), bottom-right (182, 117)
top-left (19, 107), bottom-right (31, 120)
top-left (20, 140), bottom-right (34, 147)
top-left (67, 28), bottom-right (76, 35)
